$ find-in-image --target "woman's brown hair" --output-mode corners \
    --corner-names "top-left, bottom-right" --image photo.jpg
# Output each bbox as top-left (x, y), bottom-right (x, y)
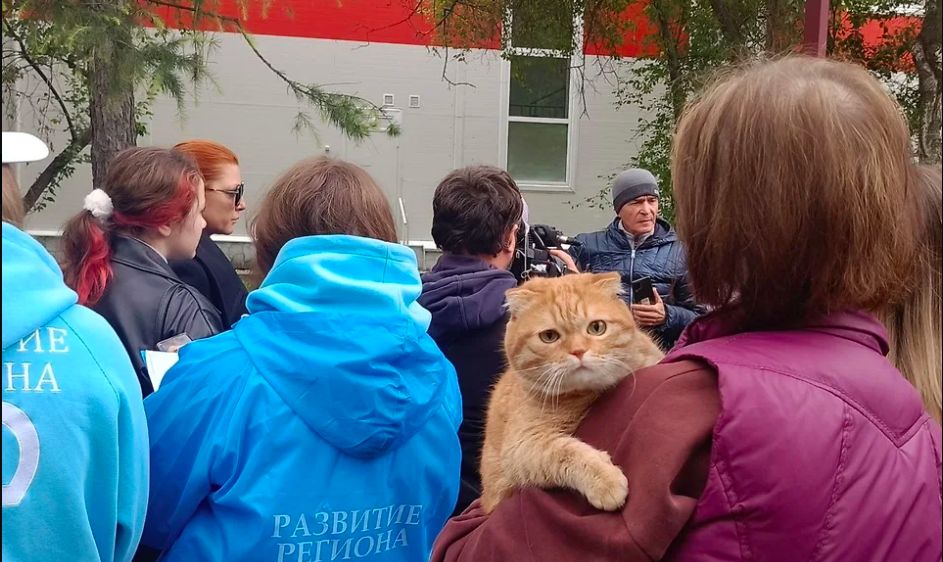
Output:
top-left (253, 156), bottom-right (398, 276)
top-left (61, 147), bottom-right (202, 305)
top-left (2, 165), bottom-right (25, 227)
top-left (672, 56), bottom-right (919, 330)
top-left (881, 166), bottom-right (942, 423)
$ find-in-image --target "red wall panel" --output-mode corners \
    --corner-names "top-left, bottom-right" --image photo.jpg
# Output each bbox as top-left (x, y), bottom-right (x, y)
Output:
top-left (155, 1), bottom-right (917, 61)
top-left (155, 0), bottom-right (653, 56)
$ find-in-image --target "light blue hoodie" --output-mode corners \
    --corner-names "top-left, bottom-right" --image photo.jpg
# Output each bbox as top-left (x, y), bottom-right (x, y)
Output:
top-left (1, 223), bottom-right (149, 562)
top-left (142, 235), bottom-right (462, 562)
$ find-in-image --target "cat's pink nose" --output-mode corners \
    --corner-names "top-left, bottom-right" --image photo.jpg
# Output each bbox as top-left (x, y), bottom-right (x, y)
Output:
top-left (571, 350), bottom-right (586, 360)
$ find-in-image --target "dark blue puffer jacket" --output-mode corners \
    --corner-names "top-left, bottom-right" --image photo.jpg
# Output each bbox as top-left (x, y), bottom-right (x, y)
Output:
top-left (570, 218), bottom-right (700, 349)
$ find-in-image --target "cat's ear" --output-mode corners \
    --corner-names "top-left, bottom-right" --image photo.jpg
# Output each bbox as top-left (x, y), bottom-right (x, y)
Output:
top-left (591, 272), bottom-right (625, 298)
top-left (505, 285), bottom-right (539, 317)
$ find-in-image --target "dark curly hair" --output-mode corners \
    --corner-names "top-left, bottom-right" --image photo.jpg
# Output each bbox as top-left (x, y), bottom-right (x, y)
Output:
top-left (431, 165), bottom-right (523, 256)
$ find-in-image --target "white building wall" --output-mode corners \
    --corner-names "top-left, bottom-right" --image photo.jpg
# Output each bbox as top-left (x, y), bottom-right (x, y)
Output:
top-left (18, 33), bottom-right (652, 243)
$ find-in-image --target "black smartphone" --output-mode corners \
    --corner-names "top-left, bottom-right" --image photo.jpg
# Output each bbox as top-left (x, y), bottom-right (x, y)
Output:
top-left (632, 277), bottom-right (656, 305)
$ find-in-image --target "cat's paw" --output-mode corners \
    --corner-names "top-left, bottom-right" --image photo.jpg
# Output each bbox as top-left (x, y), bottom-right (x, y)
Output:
top-left (583, 461), bottom-right (629, 512)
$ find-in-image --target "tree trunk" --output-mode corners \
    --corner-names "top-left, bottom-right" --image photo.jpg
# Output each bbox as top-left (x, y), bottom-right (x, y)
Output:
top-left (87, 0), bottom-right (136, 188)
top-left (914, 0), bottom-right (942, 165)
top-left (766, 0), bottom-right (801, 52)
top-left (649, 0), bottom-right (690, 121)
top-left (709, 0), bottom-right (747, 47)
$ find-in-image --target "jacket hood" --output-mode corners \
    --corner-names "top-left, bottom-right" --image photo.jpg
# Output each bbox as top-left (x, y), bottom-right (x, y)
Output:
top-left (419, 254), bottom-right (517, 340)
top-left (237, 235), bottom-right (457, 459)
top-left (2, 224), bottom-right (77, 350)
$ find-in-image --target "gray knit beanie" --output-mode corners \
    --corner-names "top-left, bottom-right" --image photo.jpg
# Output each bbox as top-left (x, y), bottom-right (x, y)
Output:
top-left (612, 169), bottom-right (660, 213)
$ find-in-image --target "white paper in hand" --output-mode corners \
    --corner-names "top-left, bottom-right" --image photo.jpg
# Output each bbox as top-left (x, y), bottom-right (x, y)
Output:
top-left (142, 351), bottom-right (179, 391)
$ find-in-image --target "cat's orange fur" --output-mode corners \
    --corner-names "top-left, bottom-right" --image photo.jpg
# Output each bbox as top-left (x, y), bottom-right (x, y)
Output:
top-left (479, 272), bottom-right (665, 514)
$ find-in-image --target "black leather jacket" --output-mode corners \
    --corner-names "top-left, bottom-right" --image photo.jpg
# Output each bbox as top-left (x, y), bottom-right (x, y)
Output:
top-left (170, 234), bottom-right (248, 329)
top-left (570, 218), bottom-right (700, 350)
top-left (91, 236), bottom-right (223, 397)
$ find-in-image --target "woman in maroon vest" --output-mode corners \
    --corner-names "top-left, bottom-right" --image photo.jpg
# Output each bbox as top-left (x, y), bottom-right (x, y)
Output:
top-left (433, 56), bottom-right (942, 562)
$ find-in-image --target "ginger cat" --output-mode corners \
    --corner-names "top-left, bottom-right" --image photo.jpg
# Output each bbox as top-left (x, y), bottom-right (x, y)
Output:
top-left (479, 272), bottom-right (664, 514)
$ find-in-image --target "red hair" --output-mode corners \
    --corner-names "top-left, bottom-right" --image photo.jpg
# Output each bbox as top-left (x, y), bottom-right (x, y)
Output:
top-left (61, 147), bottom-right (202, 305)
top-left (173, 140), bottom-right (239, 184)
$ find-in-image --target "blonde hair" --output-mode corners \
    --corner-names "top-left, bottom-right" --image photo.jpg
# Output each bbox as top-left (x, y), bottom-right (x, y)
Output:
top-left (2, 165), bottom-right (25, 227)
top-left (880, 166), bottom-right (942, 424)
top-left (672, 57), bottom-right (919, 331)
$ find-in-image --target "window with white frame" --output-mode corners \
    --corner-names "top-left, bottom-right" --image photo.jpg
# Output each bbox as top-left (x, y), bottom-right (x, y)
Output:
top-left (502, 6), bottom-right (580, 189)
top-left (507, 57), bottom-right (570, 185)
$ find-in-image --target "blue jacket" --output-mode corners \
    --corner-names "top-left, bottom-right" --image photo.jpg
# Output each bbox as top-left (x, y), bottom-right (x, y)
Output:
top-left (2, 223), bottom-right (148, 562)
top-left (419, 254), bottom-right (517, 516)
top-left (141, 235), bottom-right (463, 562)
top-left (570, 218), bottom-right (700, 349)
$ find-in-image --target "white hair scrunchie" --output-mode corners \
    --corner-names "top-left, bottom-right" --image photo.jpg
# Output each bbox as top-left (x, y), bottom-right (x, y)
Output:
top-left (83, 189), bottom-right (114, 220)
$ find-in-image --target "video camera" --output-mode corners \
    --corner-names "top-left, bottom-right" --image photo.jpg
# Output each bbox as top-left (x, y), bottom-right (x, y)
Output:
top-left (510, 223), bottom-right (581, 284)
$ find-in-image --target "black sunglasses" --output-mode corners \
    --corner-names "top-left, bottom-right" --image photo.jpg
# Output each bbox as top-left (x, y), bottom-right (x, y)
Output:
top-left (207, 182), bottom-right (245, 207)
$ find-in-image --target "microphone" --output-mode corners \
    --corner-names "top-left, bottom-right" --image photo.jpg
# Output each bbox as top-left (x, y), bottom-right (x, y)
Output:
top-left (531, 225), bottom-right (582, 248)
top-left (556, 235), bottom-right (582, 247)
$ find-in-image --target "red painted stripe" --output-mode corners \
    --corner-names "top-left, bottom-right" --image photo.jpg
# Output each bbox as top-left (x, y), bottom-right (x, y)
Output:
top-left (152, 0), bottom-right (653, 56)
top-left (153, 0), bottom-right (486, 47)
top-left (153, 1), bottom-right (918, 61)
top-left (585, 2), bottom-right (658, 57)
top-left (835, 14), bottom-right (921, 70)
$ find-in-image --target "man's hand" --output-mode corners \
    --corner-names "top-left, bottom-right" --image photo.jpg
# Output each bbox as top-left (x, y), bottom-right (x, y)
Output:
top-left (549, 250), bottom-right (580, 274)
top-left (631, 289), bottom-right (667, 328)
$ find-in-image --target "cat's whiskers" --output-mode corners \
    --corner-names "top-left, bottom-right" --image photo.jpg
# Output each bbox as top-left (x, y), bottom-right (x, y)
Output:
top-left (537, 367), bottom-right (558, 410)
top-left (518, 365), bottom-right (560, 413)
top-left (528, 364), bottom-right (567, 410)
top-left (555, 372), bottom-right (568, 408)
top-left (549, 367), bottom-right (570, 409)
top-left (531, 368), bottom-right (557, 409)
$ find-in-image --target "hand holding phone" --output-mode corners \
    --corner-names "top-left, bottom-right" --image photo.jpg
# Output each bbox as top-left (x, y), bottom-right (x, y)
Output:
top-left (632, 277), bottom-right (657, 305)
top-left (631, 278), bottom-right (667, 328)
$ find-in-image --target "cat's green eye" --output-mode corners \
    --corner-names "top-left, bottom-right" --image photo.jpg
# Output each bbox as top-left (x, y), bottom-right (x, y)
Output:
top-left (539, 330), bottom-right (561, 344)
top-left (587, 321), bottom-right (608, 336)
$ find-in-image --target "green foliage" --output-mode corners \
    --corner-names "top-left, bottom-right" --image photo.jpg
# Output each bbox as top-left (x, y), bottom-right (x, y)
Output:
top-left (422, 0), bottom-right (932, 217)
top-left (3, 0), bottom-right (394, 210)
top-left (420, 0), bottom-right (641, 59)
top-left (611, 0), bottom-right (924, 216)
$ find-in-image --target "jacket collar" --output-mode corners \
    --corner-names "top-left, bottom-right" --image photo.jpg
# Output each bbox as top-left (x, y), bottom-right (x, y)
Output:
top-left (606, 217), bottom-right (675, 250)
top-left (194, 232), bottom-right (233, 272)
top-left (419, 254), bottom-right (517, 340)
top-left (110, 235), bottom-right (181, 282)
top-left (674, 308), bottom-right (890, 356)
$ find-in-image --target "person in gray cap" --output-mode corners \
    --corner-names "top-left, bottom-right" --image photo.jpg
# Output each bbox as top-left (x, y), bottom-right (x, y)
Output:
top-left (569, 168), bottom-right (700, 350)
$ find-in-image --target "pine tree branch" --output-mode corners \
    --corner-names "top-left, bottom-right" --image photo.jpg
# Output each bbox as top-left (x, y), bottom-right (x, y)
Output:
top-left (2, 18), bottom-right (80, 142)
top-left (141, 0), bottom-right (385, 137)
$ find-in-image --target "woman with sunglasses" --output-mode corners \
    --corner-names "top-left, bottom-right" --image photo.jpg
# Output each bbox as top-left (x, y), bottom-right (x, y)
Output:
top-left (170, 140), bottom-right (249, 328)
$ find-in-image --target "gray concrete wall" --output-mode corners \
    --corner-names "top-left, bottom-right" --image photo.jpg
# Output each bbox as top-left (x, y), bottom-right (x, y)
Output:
top-left (15, 33), bottom-right (653, 244)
